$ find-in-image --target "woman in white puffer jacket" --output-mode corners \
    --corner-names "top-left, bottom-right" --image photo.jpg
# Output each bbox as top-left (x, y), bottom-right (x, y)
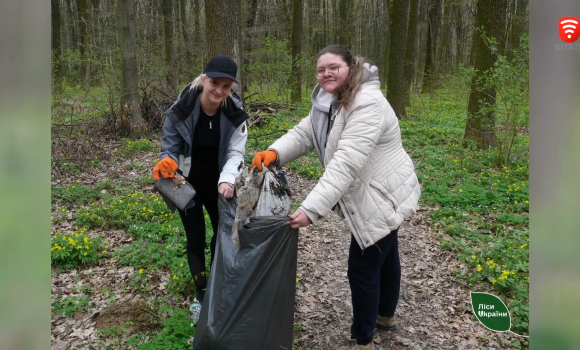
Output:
top-left (252, 45), bottom-right (421, 349)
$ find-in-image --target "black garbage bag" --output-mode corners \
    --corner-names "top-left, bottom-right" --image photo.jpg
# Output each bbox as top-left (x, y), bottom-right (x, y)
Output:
top-left (192, 194), bottom-right (299, 350)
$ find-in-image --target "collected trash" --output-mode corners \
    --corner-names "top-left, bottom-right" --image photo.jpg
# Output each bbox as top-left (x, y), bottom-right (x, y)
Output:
top-left (192, 165), bottom-right (298, 350)
top-left (231, 165), bottom-right (292, 250)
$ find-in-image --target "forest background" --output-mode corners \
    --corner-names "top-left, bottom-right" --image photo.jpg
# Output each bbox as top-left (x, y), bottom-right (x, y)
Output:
top-left (50, 0), bottom-right (529, 348)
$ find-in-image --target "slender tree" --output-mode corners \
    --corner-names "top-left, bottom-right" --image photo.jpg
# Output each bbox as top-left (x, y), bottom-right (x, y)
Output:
top-left (379, 0), bottom-right (390, 89)
top-left (117, 0), bottom-right (146, 138)
top-left (290, 0), bottom-right (303, 102)
top-left (386, 0), bottom-right (410, 118)
top-left (52, 0), bottom-right (62, 89)
top-left (422, 0), bottom-right (441, 94)
top-left (243, 0), bottom-right (259, 95)
top-left (463, 0), bottom-right (506, 149)
top-left (76, 0), bottom-right (90, 84)
top-left (162, 0), bottom-right (176, 92)
top-left (403, 0), bottom-right (420, 114)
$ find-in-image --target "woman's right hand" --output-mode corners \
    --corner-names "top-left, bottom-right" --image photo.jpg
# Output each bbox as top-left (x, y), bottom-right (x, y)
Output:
top-left (153, 158), bottom-right (178, 181)
top-left (252, 150), bottom-right (277, 171)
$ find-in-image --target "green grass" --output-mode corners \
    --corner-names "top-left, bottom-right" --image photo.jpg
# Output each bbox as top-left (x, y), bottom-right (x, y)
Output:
top-left (403, 90), bottom-right (529, 335)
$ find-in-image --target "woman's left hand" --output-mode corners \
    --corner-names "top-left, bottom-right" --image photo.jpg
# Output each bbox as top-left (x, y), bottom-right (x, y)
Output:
top-left (218, 183), bottom-right (234, 199)
top-left (285, 209), bottom-right (312, 229)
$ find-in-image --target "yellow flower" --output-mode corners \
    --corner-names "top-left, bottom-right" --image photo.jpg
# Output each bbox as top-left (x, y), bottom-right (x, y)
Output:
top-left (83, 252), bottom-right (87, 256)
top-left (173, 275), bottom-right (179, 280)
top-left (102, 250), bottom-right (107, 254)
top-left (472, 255), bottom-right (476, 260)
top-left (139, 269), bottom-right (144, 274)
top-left (180, 262), bottom-right (184, 267)
top-left (492, 279), bottom-right (497, 285)
top-left (477, 265), bottom-right (482, 272)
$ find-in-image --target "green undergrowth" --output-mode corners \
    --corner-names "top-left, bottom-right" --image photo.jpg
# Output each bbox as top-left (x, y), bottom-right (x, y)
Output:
top-left (403, 90), bottom-right (529, 335)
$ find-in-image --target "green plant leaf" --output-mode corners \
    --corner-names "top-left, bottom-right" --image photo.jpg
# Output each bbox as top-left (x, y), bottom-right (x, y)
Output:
top-left (470, 292), bottom-right (511, 332)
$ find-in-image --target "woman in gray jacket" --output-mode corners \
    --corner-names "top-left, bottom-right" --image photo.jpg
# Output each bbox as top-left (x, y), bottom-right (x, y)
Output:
top-left (153, 55), bottom-right (249, 306)
top-left (252, 45), bottom-right (420, 349)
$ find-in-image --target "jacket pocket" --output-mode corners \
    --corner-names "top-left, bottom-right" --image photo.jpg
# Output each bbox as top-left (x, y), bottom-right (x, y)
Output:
top-left (370, 179), bottom-right (399, 211)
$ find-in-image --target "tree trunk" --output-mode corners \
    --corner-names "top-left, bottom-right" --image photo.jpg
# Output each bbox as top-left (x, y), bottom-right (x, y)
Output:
top-left (468, 5), bottom-right (479, 67)
top-left (386, 0), bottom-right (409, 118)
top-left (76, 0), bottom-right (89, 84)
top-left (403, 0), bottom-right (419, 114)
top-left (205, 0), bottom-right (242, 95)
top-left (422, 0), bottom-right (440, 94)
top-left (117, 0), bottom-right (146, 138)
top-left (243, 0), bottom-right (259, 95)
top-left (338, 0), bottom-right (348, 46)
top-left (193, 0), bottom-right (201, 49)
top-left (52, 0), bottom-right (63, 90)
top-left (379, 0), bottom-right (390, 89)
top-left (290, 0), bottom-right (303, 102)
top-left (508, 0), bottom-right (527, 60)
top-left (464, 0), bottom-right (505, 149)
top-left (163, 0), bottom-right (176, 93)
top-left (179, 0), bottom-right (192, 63)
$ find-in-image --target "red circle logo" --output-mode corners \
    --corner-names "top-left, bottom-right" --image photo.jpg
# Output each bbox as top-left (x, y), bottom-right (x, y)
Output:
top-left (559, 17), bottom-right (580, 43)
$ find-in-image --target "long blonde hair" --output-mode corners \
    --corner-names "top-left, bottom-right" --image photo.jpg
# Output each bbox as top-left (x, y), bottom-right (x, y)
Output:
top-left (189, 73), bottom-right (231, 109)
top-left (316, 45), bottom-right (365, 110)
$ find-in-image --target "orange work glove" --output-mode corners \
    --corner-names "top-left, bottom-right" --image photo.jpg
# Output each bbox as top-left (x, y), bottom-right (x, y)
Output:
top-left (252, 150), bottom-right (277, 171)
top-left (153, 158), bottom-right (178, 181)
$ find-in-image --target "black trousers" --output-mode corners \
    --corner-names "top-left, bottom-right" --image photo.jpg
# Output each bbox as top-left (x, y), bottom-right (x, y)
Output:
top-left (178, 167), bottom-right (220, 302)
top-left (348, 229), bottom-right (401, 345)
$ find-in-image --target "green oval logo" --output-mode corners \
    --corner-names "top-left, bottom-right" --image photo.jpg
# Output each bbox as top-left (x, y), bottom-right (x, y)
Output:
top-left (470, 292), bottom-right (511, 332)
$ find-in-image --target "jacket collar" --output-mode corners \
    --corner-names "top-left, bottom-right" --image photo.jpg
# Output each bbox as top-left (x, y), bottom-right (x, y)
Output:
top-left (171, 84), bottom-right (249, 128)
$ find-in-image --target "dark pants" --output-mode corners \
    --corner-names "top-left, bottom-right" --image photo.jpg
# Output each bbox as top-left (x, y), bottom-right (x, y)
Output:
top-left (348, 229), bottom-right (401, 345)
top-left (178, 168), bottom-right (220, 302)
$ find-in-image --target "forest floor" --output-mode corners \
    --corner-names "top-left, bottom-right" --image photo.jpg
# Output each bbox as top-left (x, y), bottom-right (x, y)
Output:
top-left (50, 142), bottom-right (524, 350)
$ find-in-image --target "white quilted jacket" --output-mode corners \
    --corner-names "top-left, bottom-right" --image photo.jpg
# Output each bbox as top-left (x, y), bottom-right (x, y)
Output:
top-left (269, 79), bottom-right (421, 250)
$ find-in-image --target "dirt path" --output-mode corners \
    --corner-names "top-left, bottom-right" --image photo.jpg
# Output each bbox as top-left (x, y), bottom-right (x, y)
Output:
top-left (51, 151), bottom-right (524, 349)
top-left (287, 171), bottom-right (523, 350)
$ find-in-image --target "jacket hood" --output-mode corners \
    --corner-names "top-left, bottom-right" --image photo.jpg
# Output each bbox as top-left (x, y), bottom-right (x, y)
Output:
top-left (310, 62), bottom-right (380, 112)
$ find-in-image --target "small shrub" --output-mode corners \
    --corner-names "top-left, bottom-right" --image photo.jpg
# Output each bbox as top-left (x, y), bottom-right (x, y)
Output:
top-left (52, 295), bottom-right (91, 317)
top-left (137, 308), bottom-right (194, 350)
top-left (76, 193), bottom-right (174, 229)
top-left (114, 139), bottom-right (157, 157)
top-left (51, 229), bottom-right (105, 269)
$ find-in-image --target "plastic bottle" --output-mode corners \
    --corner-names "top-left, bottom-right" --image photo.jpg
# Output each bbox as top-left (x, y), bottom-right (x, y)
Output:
top-left (190, 302), bottom-right (202, 323)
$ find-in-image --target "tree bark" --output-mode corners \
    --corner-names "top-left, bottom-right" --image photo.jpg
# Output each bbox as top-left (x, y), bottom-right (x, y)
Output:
top-left (403, 0), bottom-right (420, 114)
top-left (290, 0), bottom-right (303, 102)
top-left (464, 0), bottom-right (506, 149)
top-left (76, 0), bottom-right (89, 84)
top-left (52, 0), bottom-right (62, 89)
top-left (422, 0), bottom-right (440, 94)
top-left (508, 0), bottom-right (527, 60)
top-left (338, 0), bottom-right (348, 46)
top-left (386, 0), bottom-right (409, 118)
top-left (243, 0), bottom-right (259, 95)
top-left (163, 0), bottom-right (176, 92)
top-left (379, 0), bottom-right (390, 89)
top-left (117, 0), bottom-right (146, 138)
top-left (205, 0), bottom-right (242, 96)
top-left (179, 0), bottom-right (192, 62)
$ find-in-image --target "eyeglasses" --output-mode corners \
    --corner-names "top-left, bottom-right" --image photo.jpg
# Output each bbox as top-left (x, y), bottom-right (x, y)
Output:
top-left (315, 66), bottom-right (344, 78)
